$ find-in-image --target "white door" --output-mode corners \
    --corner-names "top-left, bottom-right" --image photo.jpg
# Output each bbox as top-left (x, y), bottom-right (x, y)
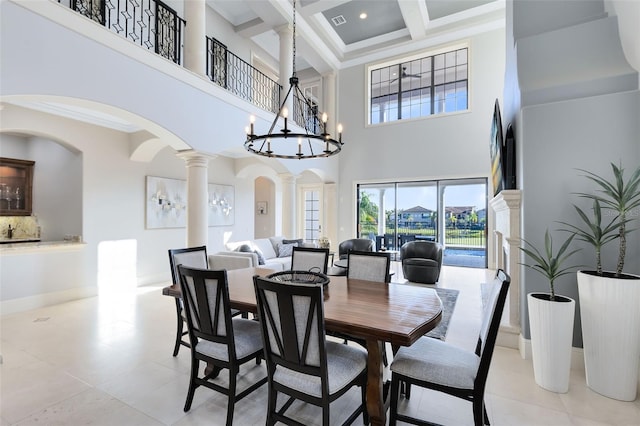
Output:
top-left (299, 185), bottom-right (322, 244)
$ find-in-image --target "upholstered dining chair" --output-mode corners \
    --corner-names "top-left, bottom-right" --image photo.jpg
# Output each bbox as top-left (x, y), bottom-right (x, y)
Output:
top-left (167, 246), bottom-right (209, 356)
top-left (347, 250), bottom-right (391, 283)
top-left (291, 246), bottom-right (330, 274)
top-left (338, 238), bottom-right (374, 259)
top-left (388, 269), bottom-right (511, 426)
top-left (400, 240), bottom-right (444, 284)
top-left (345, 250), bottom-right (392, 365)
top-left (168, 246), bottom-right (245, 356)
top-left (177, 266), bottom-right (267, 425)
top-left (253, 276), bottom-right (368, 426)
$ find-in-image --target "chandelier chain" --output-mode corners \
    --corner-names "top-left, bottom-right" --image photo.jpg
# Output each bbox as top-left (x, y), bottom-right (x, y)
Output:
top-left (292, 0), bottom-right (297, 76)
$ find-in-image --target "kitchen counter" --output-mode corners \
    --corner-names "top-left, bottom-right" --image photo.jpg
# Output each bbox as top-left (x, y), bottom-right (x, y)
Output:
top-left (0, 240), bottom-right (86, 254)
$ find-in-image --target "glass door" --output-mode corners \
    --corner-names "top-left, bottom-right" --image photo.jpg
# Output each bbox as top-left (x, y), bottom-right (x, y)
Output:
top-left (300, 185), bottom-right (322, 244)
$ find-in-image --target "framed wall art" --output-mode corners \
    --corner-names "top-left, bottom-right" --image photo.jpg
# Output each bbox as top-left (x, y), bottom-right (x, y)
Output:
top-left (208, 183), bottom-right (234, 226)
top-left (146, 176), bottom-right (186, 229)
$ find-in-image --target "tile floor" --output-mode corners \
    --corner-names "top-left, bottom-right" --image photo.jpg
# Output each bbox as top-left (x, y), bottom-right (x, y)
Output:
top-left (1, 264), bottom-right (639, 425)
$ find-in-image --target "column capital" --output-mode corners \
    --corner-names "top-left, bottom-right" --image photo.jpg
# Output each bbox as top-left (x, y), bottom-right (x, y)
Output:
top-left (278, 173), bottom-right (299, 184)
top-left (275, 24), bottom-right (293, 37)
top-left (176, 150), bottom-right (216, 167)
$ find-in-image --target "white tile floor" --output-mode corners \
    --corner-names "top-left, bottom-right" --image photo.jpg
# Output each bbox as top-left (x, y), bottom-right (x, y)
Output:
top-left (1, 264), bottom-right (639, 425)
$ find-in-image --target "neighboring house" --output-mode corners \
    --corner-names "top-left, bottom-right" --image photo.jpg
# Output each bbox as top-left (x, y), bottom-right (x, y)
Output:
top-left (391, 206), bottom-right (435, 229)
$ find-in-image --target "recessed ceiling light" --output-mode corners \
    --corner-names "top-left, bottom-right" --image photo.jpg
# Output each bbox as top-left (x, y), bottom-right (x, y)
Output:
top-left (359, 12), bottom-right (367, 19)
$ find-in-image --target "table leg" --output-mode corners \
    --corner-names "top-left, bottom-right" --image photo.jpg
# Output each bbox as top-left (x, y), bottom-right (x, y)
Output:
top-left (366, 338), bottom-right (386, 426)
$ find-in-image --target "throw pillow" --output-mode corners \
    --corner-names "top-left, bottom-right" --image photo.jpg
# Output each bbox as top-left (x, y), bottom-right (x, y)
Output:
top-left (253, 248), bottom-right (266, 265)
top-left (283, 238), bottom-right (303, 246)
top-left (277, 242), bottom-right (297, 258)
top-left (236, 244), bottom-right (253, 253)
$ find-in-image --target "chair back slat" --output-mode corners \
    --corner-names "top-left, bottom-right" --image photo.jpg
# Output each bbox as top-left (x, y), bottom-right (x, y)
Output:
top-left (291, 246), bottom-right (330, 274)
top-left (347, 250), bottom-right (390, 283)
top-left (178, 266), bottom-right (235, 351)
top-left (254, 277), bottom-right (326, 375)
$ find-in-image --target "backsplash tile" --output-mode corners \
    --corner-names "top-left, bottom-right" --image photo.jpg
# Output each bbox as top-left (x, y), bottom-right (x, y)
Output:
top-left (0, 216), bottom-right (39, 239)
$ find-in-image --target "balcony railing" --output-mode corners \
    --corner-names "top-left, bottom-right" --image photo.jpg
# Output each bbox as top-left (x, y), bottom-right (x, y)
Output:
top-left (57, 1), bottom-right (317, 122)
top-left (207, 37), bottom-right (281, 114)
top-left (58, 0), bottom-right (185, 64)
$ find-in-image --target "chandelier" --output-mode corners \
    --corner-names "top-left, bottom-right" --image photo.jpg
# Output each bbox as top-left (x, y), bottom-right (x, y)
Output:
top-left (244, 0), bottom-right (343, 159)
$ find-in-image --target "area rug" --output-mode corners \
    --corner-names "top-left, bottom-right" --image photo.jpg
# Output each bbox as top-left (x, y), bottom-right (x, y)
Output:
top-left (426, 287), bottom-right (459, 341)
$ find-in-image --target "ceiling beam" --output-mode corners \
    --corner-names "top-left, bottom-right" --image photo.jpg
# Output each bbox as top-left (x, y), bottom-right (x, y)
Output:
top-left (397, 0), bottom-right (430, 41)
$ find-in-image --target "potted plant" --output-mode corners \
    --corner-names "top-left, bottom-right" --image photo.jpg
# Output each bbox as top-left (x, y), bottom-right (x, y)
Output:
top-left (562, 163), bottom-right (640, 401)
top-left (520, 230), bottom-right (580, 393)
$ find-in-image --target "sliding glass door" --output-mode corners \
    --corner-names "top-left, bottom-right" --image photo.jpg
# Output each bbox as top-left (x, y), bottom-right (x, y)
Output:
top-left (357, 178), bottom-right (487, 268)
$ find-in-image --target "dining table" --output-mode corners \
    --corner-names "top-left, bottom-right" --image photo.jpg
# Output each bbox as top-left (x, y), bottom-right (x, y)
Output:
top-left (224, 267), bottom-right (443, 426)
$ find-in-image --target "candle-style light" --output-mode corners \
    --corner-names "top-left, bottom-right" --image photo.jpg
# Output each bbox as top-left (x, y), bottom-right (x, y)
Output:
top-left (242, 0), bottom-right (344, 159)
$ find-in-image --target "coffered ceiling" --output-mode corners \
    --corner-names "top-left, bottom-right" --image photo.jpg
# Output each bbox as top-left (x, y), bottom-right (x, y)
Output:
top-left (207, 0), bottom-right (504, 73)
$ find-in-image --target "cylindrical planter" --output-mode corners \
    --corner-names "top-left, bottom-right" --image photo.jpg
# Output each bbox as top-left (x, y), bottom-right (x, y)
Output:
top-left (577, 270), bottom-right (640, 401)
top-left (528, 293), bottom-right (575, 393)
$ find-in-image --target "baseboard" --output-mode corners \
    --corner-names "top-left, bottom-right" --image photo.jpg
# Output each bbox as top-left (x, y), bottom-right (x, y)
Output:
top-left (518, 334), bottom-right (585, 371)
top-left (497, 324), bottom-right (520, 349)
top-left (1, 286), bottom-right (98, 316)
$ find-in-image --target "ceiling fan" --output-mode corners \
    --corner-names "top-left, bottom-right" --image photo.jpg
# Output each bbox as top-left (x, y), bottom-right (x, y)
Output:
top-left (390, 66), bottom-right (421, 83)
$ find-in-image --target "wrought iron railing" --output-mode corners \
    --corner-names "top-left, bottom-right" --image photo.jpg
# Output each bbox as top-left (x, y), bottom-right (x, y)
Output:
top-left (58, 0), bottom-right (185, 64)
top-left (207, 36), bottom-right (281, 114)
top-left (292, 93), bottom-right (321, 134)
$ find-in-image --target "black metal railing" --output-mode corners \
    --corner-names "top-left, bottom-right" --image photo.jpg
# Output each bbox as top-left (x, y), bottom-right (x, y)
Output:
top-left (292, 93), bottom-right (321, 133)
top-left (59, 0), bottom-right (185, 64)
top-left (207, 36), bottom-right (281, 114)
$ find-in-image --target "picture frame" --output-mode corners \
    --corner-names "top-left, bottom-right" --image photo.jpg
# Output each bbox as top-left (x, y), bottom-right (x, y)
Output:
top-left (145, 176), bottom-right (187, 229)
top-left (257, 201), bottom-right (267, 215)
top-left (208, 183), bottom-right (234, 226)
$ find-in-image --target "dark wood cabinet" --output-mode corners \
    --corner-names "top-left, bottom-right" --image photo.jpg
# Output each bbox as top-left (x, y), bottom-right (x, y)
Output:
top-left (0, 157), bottom-right (35, 216)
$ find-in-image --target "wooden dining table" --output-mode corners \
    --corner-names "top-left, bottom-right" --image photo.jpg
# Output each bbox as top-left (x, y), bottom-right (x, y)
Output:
top-left (224, 267), bottom-right (443, 426)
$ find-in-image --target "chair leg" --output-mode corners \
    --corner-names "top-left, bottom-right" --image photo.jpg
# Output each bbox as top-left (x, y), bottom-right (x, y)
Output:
top-left (266, 386), bottom-right (277, 426)
top-left (226, 370), bottom-right (237, 426)
top-left (361, 381), bottom-right (369, 425)
top-left (172, 298), bottom-right (183, 357)
top-left (389, 374), bottom-right (401, 426)
top-left (472, 398), bottom-right (486, 426)
top-left (183, 359), bottom-right (198, 412)
top-left (483, 400), bottom-right (490, 425)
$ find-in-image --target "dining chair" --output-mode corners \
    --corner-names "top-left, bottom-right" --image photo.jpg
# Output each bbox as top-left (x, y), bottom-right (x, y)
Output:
top-left (347, 250), bottom-right (391, 283)
top-left (253, 276), bottom-right (369, 426)
top-left (291, 246), bottom-right (330, 274)
top-left (167, 246), bottom-right (209, 356)
top-left (177, 265), bottom-right (267, 425)
top-left (388, 269), bottom-right (511, 426)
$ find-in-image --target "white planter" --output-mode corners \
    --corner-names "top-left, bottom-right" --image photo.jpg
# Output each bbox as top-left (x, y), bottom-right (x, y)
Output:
top-left (577, 270), bottom-right (640, 401)
top-left (528, 293), bottom-right (575, 393)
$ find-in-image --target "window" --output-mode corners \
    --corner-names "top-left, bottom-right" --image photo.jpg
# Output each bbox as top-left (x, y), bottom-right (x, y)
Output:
top-left (369, 47), bottom-right (468, 124)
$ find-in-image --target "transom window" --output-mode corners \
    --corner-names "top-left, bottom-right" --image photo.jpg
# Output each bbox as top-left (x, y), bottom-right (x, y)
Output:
top-left (369, 47), bottom-right (468, 124)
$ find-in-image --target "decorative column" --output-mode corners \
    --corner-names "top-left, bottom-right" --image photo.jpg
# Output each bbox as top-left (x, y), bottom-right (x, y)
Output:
top-left (489, 189), bottom-right (522, 351)
top-left (280, 173), bottom-right (297, 238)
top-left (277, 25), bottom-right (294, 115)
top-left (178, 151), bottom-right (215, 247)
top-left (183, 0), bottom-right (206, 77)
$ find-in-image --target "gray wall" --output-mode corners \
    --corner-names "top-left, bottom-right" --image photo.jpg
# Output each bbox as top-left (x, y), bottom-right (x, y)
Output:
top-left (505, 0), bottom-right (640, 346)
top-left (336, 29), bottom-right (506, 241)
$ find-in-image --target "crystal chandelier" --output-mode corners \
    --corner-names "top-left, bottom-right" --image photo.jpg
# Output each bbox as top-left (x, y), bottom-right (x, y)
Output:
top-left (244, 0), bottom-right (343, 159)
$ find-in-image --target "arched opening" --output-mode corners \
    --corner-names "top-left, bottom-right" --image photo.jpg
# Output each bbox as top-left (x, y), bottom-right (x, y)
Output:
top-left (254, 176), bottom-right (275, 238)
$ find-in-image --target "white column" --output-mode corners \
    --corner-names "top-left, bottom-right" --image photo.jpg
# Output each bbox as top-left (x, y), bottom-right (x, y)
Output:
top-left (277, 25), bottom-right (294, 114)
top-left (183, 0), bottom-right (206, 77)
top-left (280, 173), bottom-right (297, 238)
top-left (322, 72), bottom-right (337, 134)
top-left (178, 151), bottom-right (215, 247)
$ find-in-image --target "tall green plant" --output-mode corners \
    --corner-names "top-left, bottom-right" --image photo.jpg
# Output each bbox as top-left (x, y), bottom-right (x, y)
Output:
top-left (558, 200), bottom-right (621, 275)
top-left (575, 163), bottom-right (640, 276)
top-left (519, 231), bottom-right (581, 301)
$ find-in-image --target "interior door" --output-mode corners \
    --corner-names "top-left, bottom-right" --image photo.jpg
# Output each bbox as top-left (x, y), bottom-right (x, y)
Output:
top-left (299, 184), bottom-right (322, 244)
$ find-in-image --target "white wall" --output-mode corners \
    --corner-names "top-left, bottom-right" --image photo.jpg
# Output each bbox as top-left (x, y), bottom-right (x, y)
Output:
top-left (335, 29), bottom-right (506, 241)
top-left (0, 106), bottom-right (259, 311)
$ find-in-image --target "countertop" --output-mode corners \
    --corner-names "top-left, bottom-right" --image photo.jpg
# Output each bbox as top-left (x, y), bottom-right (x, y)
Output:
top-left (0, 240), bottom-right (86, 254)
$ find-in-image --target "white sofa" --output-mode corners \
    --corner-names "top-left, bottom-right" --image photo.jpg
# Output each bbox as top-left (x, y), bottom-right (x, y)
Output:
top-left (209, 236), bottom-right (315, 271)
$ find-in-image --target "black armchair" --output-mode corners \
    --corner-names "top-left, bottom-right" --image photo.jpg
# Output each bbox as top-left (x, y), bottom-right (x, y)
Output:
top-left (400, 240), bottom-right (443, 284)
top-left (338, 238), bottom-right (374, 259)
